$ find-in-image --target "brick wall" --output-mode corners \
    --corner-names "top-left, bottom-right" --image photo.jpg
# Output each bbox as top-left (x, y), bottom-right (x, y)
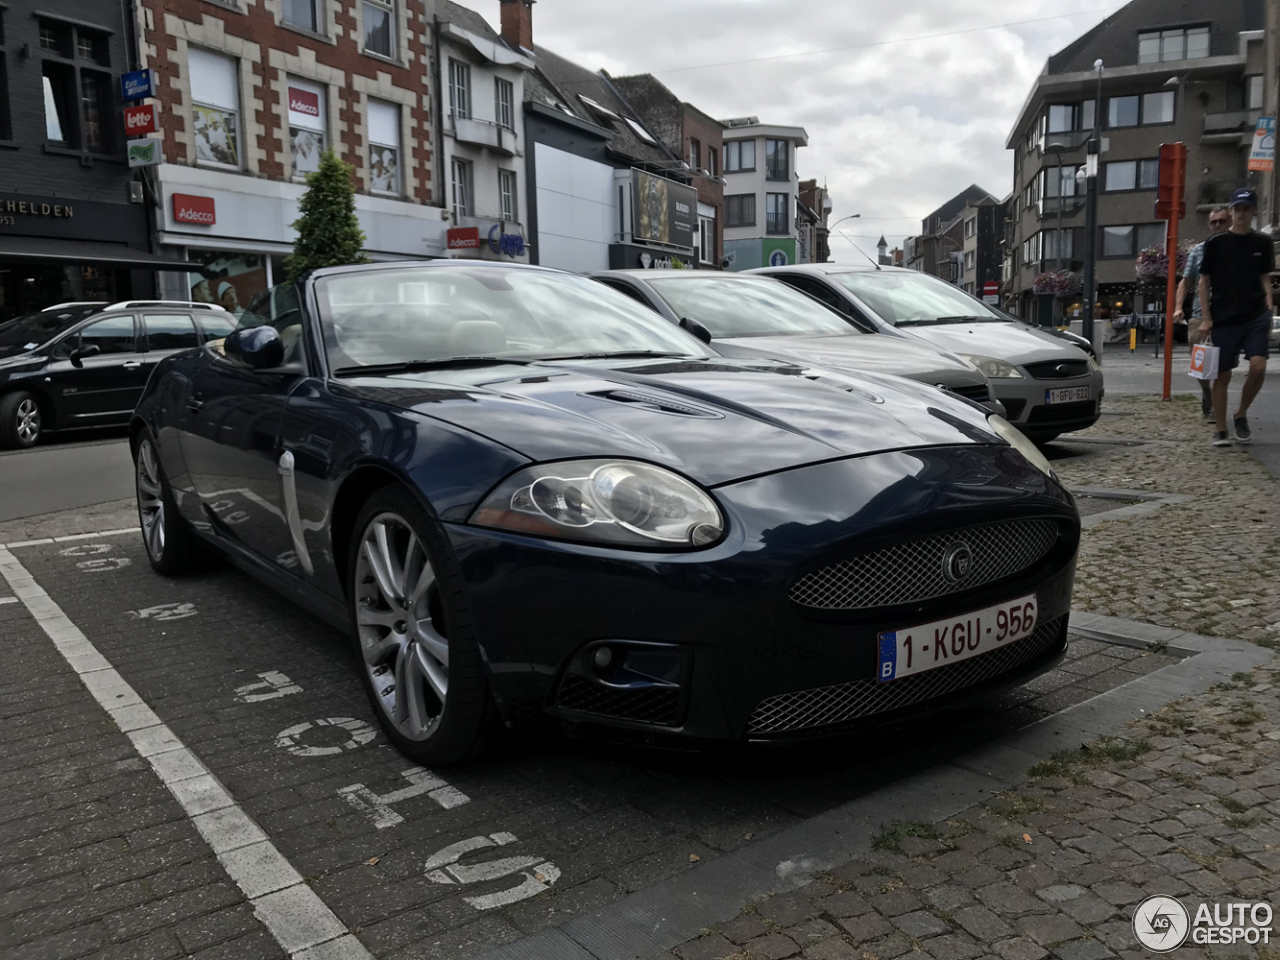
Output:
top-left (683, 110), bottom-right (723, 266)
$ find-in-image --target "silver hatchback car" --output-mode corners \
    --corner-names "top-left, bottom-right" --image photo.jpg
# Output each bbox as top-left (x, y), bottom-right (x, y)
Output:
top-left (754, 264), bottom-right (1104, 443)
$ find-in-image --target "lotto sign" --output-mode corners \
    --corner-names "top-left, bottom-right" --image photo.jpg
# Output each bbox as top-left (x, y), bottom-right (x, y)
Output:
top-left (288, 87), bottom-right (321, 118)
top-left (124, 103), bottom-right (159, 137)
top-left (1248, 117), bottom-right (1275, 172)
top-left (172, 193), bottom-right (216, 225)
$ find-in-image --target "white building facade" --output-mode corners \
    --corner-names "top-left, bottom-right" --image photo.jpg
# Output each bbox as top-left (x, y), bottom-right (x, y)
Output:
top-left (719, 118), bottom-right (809, 271)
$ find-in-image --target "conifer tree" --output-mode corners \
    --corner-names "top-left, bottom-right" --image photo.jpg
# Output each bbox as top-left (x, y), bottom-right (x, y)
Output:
top-left (285, 149), bottom-right (368, 282)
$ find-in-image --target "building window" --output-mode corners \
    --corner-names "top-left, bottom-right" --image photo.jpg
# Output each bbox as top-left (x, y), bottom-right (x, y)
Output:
top-left (0, 53), bottom-right (11, 141)
top-left (1141, 90), bottom-right (1174, 124)
top-left (39, 23), bottom-right (69, 55)
top-left (689, 137), bottom-right (700, 171)
top-left (495, 77), bottom-right (514, 129)
top-left (449, 59), bottom-right (471, 119)
top-left (1104, 160), bottom-right (1137, 191)
top-left (1046, 100), bottom-right (1095, 133)
top-left (698, 216), bottom-right (714, 264)
top-left (964, 250), bottom-right (975, 270)
top-left (1043, 228), bottom-right (1074, 260)
top-left (1248, 75), bottom-right (1264, 110)
top-left (283, 0), bottom-right (319, 33)
top-left (725, 194), bottom-right (755, 227)
top-left (499, 168), bottom-right (517, 221)
top-left (765, 193), bottom-right (788, 234)
top-left (287, 78), bottom-right (326, 178)
top-left (363, 0), bottom-right (393, 58)
top-left (367, 98), bottom-right (400, 194)
top-left (1107, 96), bottom-right (1139, 128)
top-left (1138, 26), bottom-right (1209, 63)
top-left (79, 73), bottom-right (105, 149)
top-left (706, 147), bottom-right (717, 178)
top-left (724, 139), bottom-right (754, 172)
top-left (1136, 222), bottom-right (1166, 252)
top-left (1101, 225), bottom-right (1134, 257)
top-left (189, 48), bottom-right (241, 167)
top-left (964, 218), bottom-right (975, 239)
top-left (765, 139), bottom-right (788, 180)
top-left (42, 65), bottom-right (73, 143)
top-left (452, 158), bottom-right (472, 218)
top-left (1042, 164), bottom-right (1081, 198)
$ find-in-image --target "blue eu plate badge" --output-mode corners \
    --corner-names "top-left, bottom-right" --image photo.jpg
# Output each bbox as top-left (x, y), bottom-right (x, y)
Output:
top-left (878, 632), bottom-right (898, 683)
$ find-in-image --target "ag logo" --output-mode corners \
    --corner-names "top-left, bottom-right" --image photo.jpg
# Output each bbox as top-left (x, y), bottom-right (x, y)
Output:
top-left (941, 542), bottom-right (974, 583)
top-left (1133, 895), bottom-right (1190, 952)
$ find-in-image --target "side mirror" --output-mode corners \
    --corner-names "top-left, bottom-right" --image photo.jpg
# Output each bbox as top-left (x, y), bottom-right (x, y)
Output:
top-left (69, 343), bottom-right (101, 368)
top-left (679, 316), bottom-right (713, 345)
top-left (224, 325), bottom-right (284, 370)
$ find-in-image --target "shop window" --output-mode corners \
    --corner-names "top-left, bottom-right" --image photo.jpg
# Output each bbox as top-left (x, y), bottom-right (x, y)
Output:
top-left (363, 0), bottom-right (393, 58)
top-left (765, 139), bottom-right (788, 181)
top-left (42, 64), bottom-right (73, 144)
top-left (451, 158), bottom-right (472, 218)
top-left (494, 77), bottom-right (514, 129)
top-left (367, 98), bottom-right (400, 194)
top-left (724, 140), bottom-right (754, 173)
top-left (189, 48), bottom-right (240, 168)
top-left (144, 314), bottom-right (199, 351)
top-left (725, 193), bottom-right (754, 227)
top-left (187, 251), bottom-right (269, 316)
top-left (765, 193), bottom-right (788, 234)
top-left (449, 60), bottom-right (471, 119)
top-left (283, 0), bottom-right (320, 34)
top-left (499, 168), bottom-right (517, 221)
top-left (287, 78), bottom-right (326, 179)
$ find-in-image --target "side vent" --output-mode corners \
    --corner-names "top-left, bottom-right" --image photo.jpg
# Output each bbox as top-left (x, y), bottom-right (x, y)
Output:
top-left (585, 390), bottom-right (724, 419)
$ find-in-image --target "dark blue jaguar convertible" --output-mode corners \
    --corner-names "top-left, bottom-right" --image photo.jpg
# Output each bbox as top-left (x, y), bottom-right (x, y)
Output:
top-left (131, 261), bottom-right (1079, 763)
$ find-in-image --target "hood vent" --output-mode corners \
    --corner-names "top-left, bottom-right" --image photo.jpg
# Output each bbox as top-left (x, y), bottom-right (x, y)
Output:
top-left (586, 389), bottom-right (724, 419)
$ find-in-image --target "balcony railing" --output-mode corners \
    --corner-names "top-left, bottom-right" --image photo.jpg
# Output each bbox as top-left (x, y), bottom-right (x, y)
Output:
top-left (1036, 196), bottom-right (1085, 219)
top-left (1202, 110), bottom-right (1259, 143)
top-left (449, 115), bottom-right (517, 155)
top-left (1040, 129), bottom-right (1088, 154)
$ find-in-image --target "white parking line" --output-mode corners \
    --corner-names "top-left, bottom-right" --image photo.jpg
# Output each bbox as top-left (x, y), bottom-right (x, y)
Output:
top-left (3, 526), bottom-right (140, 550)
top-left (0, 545), bottom-right (372, 960)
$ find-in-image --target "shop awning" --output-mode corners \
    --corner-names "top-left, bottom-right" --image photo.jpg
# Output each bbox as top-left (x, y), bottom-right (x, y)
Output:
top-left (0, 237), bottom-right (193, 271)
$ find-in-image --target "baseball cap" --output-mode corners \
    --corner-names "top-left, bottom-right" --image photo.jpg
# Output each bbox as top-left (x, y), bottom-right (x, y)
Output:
top-left (1229, 188), bottom-right (1258, 208)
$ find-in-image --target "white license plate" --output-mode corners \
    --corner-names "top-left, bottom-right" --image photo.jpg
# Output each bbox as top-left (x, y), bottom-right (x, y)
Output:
top-left (876, 594), bottom-right (1038, 683)
top-left (1045, 386), bottom-right (1090, 404)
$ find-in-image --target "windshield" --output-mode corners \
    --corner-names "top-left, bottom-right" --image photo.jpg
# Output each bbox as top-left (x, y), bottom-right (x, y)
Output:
top-left (0, 305), bottom-right (103, 358)
top-left (644, 276), bottom-right (858, 339)
top-left (828, 271), bottom-right (1003, 326)
top-left (315, 267), bottom-right (708, 370)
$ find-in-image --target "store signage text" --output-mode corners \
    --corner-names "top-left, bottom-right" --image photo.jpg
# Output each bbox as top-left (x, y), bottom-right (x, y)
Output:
top-left (173, 193), bottom-right (217, 225)
top-left (447, 227), bottom-right (481, 250)
top-left (488, 225), bottom-right (526, 257)
top-left (0, 200), bottom-right (74, 218)
top-left (289, 88), bottom-right (321, 118)
top-left (121, 68), bottom-right (158, 102)
top-left (125, 104), bottom-right (159, 136)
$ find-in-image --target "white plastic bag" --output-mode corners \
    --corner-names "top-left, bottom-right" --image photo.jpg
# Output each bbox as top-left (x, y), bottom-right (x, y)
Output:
top-left (1189, 341), bottom-right (1219, 380)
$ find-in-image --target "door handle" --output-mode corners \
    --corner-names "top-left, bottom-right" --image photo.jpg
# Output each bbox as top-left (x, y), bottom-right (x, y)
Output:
top-left (123, 361), bottom-right (142, 371)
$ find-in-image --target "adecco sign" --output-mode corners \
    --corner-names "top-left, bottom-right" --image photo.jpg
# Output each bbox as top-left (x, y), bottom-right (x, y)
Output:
top-left (288, 87), bottom-right (321, 118)
top-left (173, 193), bottom-right (216, 225)
top-left (447, 227), bottom-right (480, 250)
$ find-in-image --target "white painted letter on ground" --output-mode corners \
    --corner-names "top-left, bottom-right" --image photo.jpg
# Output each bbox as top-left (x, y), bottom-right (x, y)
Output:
top-left (424, 832), bottom-right (560, 909)
top-left (338, 766), bottom-right (469, 829)
top-left (234, 671), bottom-right (302, 703)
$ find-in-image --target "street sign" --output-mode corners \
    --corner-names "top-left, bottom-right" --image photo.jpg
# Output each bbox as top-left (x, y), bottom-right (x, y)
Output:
top-left (126, 138), bottom-right (163, 168)
top-left (121, 68), bottom-right (158, 102)
top-left (172, 193), bottom-right (216, 224)
top-left (1248, 117), bottom-right (1275, 172)
top-left (124, 103), bottom-right (159, 137)
top-left (1154, 142), bottom-right (1187, 221)
top-left (982, 281), bottom-right (999, 304)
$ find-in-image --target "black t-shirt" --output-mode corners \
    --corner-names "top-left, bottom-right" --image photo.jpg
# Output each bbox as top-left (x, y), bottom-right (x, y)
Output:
top-left (1199, 230), bottom-right (1275, 325)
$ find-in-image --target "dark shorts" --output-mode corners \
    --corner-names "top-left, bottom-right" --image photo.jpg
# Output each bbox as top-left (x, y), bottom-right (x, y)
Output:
top-left (1215, 310), bottom-right (1271, 370)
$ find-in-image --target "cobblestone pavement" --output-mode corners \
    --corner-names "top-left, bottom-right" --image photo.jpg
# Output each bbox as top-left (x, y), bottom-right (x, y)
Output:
top-left (671, 661), bottom-right (1280, 960)
top-left (1048, 397), bottom-right (1280, 644)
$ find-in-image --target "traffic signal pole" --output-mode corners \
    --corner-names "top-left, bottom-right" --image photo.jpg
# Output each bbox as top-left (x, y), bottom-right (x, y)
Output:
top-left (1157, 142), bottom-right (1187, 400)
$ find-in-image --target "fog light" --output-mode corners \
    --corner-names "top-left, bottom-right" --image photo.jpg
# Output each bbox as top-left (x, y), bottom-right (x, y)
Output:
top-left (592, 646), bottom-right (614, 671)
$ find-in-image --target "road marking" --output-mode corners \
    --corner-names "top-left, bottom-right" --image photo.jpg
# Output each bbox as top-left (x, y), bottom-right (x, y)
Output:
top-left (4, 527), bottom-right (139, 550)
top-left (59, 542), bottom-right (115, 557)
top-left (276, 718), bottom-right (377, 757)
top-left (0, 596), bottom-right (17, 605)
top-left (130, 602), bottom-right (198, 622)
top-left (235, 670), bottom-right (303, 703)
top-left (423, 833), bottom-right (560, 910)
top-left (338, 766), bottom-right (470, 829)
top-left (76, 557), bottom-right (131, 572)
top-left (0, 545), bottom-right (371, 960)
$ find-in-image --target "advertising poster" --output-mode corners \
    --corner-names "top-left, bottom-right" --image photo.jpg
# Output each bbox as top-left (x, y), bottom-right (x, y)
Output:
top-left (632, 170), bottom-right (697, 250)
top-left (1248, 117), bottom-right (1275, 172)
top-left (193, 105), bottom-right (239, 166)
top-left (187, 250), bottom-right (268, 319)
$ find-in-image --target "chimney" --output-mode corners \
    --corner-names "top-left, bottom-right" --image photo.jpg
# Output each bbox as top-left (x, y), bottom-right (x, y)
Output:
top-left (500, 0), bottom-right (533, 52)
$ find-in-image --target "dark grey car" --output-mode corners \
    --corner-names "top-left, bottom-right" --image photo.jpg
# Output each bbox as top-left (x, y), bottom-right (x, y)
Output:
top-left (591, 271), bottom-right (1001, 411)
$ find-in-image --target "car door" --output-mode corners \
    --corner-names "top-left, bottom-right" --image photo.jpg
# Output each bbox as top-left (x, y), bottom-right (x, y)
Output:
top-left (177, 346), bottom-right (301, 567)
top-left (139, 312), bottom-right (202, 383)
top-left (44, 314), bottom-right (146, 422)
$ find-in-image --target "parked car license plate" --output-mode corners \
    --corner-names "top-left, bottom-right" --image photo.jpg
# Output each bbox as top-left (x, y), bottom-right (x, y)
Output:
top-left (876, 594), bottom-right (1038, 683)
top-left (1045, 386), bottom-right (1090, 404)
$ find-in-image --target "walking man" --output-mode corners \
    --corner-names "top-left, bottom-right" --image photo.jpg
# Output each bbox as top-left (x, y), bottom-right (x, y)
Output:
top-left (1197, 189), bottom-right (1274, 446)
top-left (1173, 205), bottom-right (1230, 419)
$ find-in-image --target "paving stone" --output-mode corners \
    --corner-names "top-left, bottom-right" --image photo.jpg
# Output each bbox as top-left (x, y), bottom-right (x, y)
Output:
top-left (1089, 881), bottom-right (1146, 906)
top-left (922, 933), bottom-right (984, 960)
top-left (893, 911), bottom-right (950, 939)
top-left (1016, 914), bottom-right (1085, 947)
top-left (836, 912), bottom-right (894, 945)
top-left (865, 934), bottom-right (913, 960)
top-left (993, 938), bottom-right (1049, 960)
top-left (872, 889), bottom-right (926, 918)
top-left (803, 940), bottom-right (859, 960)
top-left (676, 934), bottom-right (737, 960)
top-left (925, 885), bottom-right (975, 912)
top-left (721, 915), bottom-right (771, 944)
top-left (787, 919), bottom-right (839, 945)
top-left (976, 883), bottom-right (1048, 917)
top-left (1051, 940), bottom-right (1115, 960)
top-left (952, 906), bottom-right (1014, 941)
top-left (743, 933), bottom-right (800, 959)
top-left (760, 895), bottom-right (818, 928)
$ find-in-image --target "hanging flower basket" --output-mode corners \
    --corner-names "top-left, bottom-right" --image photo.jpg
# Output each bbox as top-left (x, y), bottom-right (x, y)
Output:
top-left (1031, 270), bottom-right (1083, 296)
top-left (1134, 240), bottom-right (1195, 281)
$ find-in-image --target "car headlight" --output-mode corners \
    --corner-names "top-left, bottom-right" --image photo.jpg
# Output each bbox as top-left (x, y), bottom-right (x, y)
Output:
top-left (961, 355), bottom-right (1024, 379)
top-left (470, 459), bottom-right (725, 548)
top-left (987, 415), bottom-right (1053, 476)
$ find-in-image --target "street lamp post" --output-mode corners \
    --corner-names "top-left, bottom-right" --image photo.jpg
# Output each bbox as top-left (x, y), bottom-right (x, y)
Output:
top-left (1081, 58), bottom-right (1103, 356)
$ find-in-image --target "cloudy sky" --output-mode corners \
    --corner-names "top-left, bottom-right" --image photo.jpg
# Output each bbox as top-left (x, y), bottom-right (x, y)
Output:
top-left (448, 0), bottom-right (1129, 262)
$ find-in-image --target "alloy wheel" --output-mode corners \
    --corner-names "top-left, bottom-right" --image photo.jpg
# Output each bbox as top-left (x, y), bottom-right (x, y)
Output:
top-left (136, 438), bottom-right (165, 560)
top-left (354, 513), bottom-right (449, 742)
top-left (15, 398), bottom-right (39, 444)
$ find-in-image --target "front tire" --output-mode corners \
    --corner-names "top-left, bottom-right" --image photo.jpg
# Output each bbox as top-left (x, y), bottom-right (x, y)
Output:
top-left (0, 391), bottom-right (42, 449)
top-left (349, 486), bottom-right (487, 765)
top-left (135, 429), bottom-right (205, 574)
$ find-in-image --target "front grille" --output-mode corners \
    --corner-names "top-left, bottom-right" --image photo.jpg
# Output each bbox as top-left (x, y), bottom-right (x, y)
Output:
top-left (1024, 359), bottom-right (1089, 379)
top-left (947, 384), bottom-right (990, 403)
top-left (555, 674), bottom-right (682, 726)
top-left (1028, 400), bottom-right (1096, 425)
top-left (790, 519), bottom-right (1060, 611)
top-left (747, 616), bottom-right (1064, 733)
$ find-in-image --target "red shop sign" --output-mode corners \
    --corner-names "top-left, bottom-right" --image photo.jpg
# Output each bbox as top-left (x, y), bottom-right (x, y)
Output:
top-left (173, 193), bottom-right (216, 225)
top-left (288, 87), bottom-right (321, 118)
top-left (124, 103), bottom-right (159, 136)
top-left (447, 227), bottom-right (480, 250)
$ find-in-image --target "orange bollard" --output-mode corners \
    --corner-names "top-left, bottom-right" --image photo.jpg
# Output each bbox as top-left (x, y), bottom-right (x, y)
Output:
top-left (1129, 327), bottom-right (1137, 352)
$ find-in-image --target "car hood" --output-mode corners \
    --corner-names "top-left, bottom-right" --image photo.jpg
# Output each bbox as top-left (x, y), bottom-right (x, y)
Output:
top-left (900, 322), bottom-right (1090, 365)
top-left (711, 334), bottom-right (986, 390)
top-left (332, 357), bottom-right (999, 487)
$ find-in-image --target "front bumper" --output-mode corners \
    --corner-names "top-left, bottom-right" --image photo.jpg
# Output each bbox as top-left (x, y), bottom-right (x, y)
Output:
top-left (445, 445), bottom-right (1080, 741)
top-left (990, 370), bottom-right (1104, 438)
